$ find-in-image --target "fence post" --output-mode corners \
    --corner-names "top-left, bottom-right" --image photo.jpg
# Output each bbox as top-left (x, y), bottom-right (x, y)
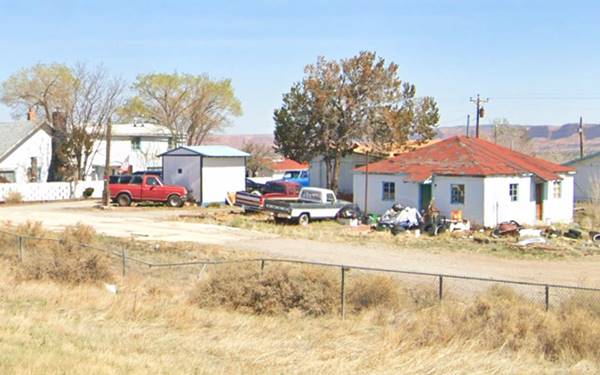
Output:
top-left (260, 259), bottom-right (265, 272)
top-left (438, 275), bottom-right (443, 301)
top-left (340, 267), bottom-right (347, 319)
top-left (544, 285), bottom-right (549, 311)
top-left (17, 236), bottom-right (24, 263)
top-left (122, 248), bottom-right (127, 278)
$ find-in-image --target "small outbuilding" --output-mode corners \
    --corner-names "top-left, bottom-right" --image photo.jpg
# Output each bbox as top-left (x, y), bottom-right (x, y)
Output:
top-left (353, 136), bottom-right (576, 227)
top-left (160, 145), bottom-right (249, 204)
top-left (563, 152), bottom-right (600, 202)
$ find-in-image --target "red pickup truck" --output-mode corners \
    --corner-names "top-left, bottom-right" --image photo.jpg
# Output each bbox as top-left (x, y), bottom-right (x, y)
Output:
top-left (109, 174), bottom-right (188, 207)
top-left (235, 180), bottom-right (301, 212)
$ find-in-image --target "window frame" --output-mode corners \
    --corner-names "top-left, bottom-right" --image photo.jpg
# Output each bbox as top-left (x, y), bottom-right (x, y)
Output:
top-left (0, 170), bottom-right (16, 183)
top-left (509, 183), bottom-right (519, 202)
top-left (450, 184), bottom-right (465, 204)
top-left (553, 180), bottom-right (562, 199)
top-left (131, 137), bottom-right (141, 151)
top-left (382, 181), bottom-right (395, 201)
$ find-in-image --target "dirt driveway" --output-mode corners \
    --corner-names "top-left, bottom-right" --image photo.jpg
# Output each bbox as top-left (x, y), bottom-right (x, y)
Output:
top-left (1, 200), bottom-right (599, 287)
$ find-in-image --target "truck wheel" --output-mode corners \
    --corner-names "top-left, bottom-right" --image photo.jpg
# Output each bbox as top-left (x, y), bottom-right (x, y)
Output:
top-left (117, 193), bottom-right (132, 207)
top-left (166, 194), bottom-right (183, 208)
top-left (297, 213), bottom-right (310, 226)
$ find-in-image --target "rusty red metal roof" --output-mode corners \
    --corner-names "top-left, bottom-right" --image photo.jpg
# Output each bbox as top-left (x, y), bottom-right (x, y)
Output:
top-left (270, 159), bottom-right (309, 171)
top-left (354, 136), bottom-right (574, 182)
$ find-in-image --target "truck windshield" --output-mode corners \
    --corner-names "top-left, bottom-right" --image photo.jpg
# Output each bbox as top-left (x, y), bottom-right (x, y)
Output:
top-left (284, 171), bottom-right (301, 179)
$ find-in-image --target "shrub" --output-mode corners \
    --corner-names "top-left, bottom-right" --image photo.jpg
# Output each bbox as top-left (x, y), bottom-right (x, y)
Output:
top-left (4, 190), bottom-right (23, 204)
top-left (191, 264), bottom-right (339, 316)
top-left (82, 187), bottom-right (94, 199)
top-left (18, 223), bottom-right (113, 284)
top-left (347, 275), bottom-right (401, 312)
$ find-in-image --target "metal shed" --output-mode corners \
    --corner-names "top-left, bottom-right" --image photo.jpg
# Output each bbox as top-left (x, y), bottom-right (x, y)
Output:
top-left (159, 145), bottom-right (249, 204)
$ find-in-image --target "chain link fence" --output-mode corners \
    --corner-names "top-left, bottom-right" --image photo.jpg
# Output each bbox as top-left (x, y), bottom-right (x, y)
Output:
top-left (1, 229), bottom-right (599, 317)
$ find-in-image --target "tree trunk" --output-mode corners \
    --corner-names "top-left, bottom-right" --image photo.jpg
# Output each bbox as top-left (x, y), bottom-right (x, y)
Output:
top-left (329, 155), bottom-right (342, 193)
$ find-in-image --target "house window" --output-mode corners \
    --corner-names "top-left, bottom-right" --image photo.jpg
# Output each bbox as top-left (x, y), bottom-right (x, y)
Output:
top-left (382, 182), bottom-right (395, 201)
top-left (509, 183), bottom-right (518, 202)
top-left (0, 170), bottom-right (16, 183)
top-left (553, 180), bottom-right (562, 199)
top-left (131, 137), bottom-right (141, 151)
top-left (450, 184), bottom-right (465, 204)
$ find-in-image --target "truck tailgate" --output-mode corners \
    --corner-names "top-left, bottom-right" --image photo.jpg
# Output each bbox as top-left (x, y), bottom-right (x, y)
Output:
top-left (235, 192), bottom-right (262, 210)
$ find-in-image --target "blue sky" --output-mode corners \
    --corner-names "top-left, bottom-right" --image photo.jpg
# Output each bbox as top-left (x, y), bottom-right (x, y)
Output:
top-left (0, 0), bottom-right (599, 133)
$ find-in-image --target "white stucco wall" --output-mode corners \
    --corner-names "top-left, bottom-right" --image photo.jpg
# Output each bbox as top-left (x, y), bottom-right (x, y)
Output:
top-left (482, 175), bottom-right (536, 227)
top-left (202, 157), bottom-right (246, 204)
top-left (566, 156), bottom-right (599, 201)
top-left (353, 173), bottom-right (419, 214)
top-left (433, 176), bottom-right (485, 225)
top-left (0, 128), bottom-right (52, 183)
top-left (162, 155), bottom-right (202, 201)
top-left (542, 174), bottom-right (574, 224)
top-left (310, 153), bottom-right (367, 196)
top-left (89, 136), bottom-right (171, 179)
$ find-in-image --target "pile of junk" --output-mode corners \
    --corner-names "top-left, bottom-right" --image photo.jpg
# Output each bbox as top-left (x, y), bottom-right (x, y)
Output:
top-left (491, 220), bottom-right (600, 246)
top-left (374, 202), bottom-right (471, 236)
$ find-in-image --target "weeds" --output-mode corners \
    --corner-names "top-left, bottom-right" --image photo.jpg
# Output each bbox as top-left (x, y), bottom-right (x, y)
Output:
top-left (3, 190), bottom-right (23, 204)
top-left (191, 264), bottom-right (339, 316)
top-left (15, 223), bottom-right (113, 284)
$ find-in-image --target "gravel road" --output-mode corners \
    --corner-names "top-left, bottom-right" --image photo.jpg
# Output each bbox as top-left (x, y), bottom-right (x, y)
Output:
top-left (1, 200), bottom-right (599, 287)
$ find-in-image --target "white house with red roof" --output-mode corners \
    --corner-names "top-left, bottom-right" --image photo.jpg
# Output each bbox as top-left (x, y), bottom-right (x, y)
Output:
top-left (353, 136), bottom-right (575, 227)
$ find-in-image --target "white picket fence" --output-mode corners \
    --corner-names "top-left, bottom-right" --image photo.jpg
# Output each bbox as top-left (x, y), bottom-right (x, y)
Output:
top-left (0, 181), bottom-right (105, 203)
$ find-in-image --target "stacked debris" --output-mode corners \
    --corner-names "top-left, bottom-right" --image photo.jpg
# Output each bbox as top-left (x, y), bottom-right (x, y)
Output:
top-left (376, 204), bottom-right (422, 234)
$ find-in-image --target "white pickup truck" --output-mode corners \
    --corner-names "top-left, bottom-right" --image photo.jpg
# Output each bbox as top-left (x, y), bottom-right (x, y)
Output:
top-left (263, 187), bottom-right (352, 225)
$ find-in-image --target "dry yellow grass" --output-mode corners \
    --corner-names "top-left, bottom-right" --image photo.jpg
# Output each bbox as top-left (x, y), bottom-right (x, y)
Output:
top-left (1, 222), bottom-right (599, 373)
top-left (0, 255), bottom-right (599, 374)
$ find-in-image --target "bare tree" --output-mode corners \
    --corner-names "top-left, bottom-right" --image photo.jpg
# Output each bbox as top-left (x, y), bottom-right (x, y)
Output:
top-left (119, 73), bottom-right (242, 146)
top-left (241, 141), bottom-right (275, 177)
top-left (1, 63), bottom-right (125, 181)
top-left (491, 118), bottom-right (532, 154)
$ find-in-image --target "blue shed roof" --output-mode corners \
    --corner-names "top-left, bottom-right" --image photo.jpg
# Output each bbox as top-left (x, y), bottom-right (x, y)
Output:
top-left (159, 145), bottom-right (250, 157)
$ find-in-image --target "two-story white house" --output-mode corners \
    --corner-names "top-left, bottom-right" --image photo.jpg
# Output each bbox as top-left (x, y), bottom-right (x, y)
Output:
top-left (87, 122), bottom-right (174, 179)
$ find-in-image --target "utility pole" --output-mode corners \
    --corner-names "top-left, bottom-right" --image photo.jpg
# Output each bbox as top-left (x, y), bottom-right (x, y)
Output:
top-left (466, 114), bottom-right (470, 137)
top-left (102, 118), bottom-right (112, 206)
top-left (579, 116), bottom-right (584, 159)
top-left (363, 148), bottom-right (370, 222)
top-left (470, 94), bottom-right (489, 138)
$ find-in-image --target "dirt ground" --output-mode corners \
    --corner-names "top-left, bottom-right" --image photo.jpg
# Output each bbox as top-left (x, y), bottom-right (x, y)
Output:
top-left (1, 200), bottom-right (599, 287)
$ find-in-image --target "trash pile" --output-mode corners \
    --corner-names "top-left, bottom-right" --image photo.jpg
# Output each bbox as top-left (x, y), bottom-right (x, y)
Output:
top-left (373, 202), bottom-right (471, 236)
top-left (490, 220), bottom-right (600, 248)
top-left (376, 204), bottom-right (421, 233)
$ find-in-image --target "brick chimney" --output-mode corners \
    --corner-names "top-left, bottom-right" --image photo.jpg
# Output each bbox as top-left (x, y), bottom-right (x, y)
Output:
top-left (27, 107), bottom-right (36, 121)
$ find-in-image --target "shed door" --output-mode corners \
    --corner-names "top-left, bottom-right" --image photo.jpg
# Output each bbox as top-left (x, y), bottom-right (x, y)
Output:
top-left (535, 183), bottom-right (543, 220)
top-left (419, 184), bottom-right (432, 211)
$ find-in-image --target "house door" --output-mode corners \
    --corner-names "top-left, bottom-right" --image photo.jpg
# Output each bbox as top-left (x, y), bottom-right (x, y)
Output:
top-left (419, 184), bottom-right (432, 211)
top-left (535, 183), bottom-right (543, 220)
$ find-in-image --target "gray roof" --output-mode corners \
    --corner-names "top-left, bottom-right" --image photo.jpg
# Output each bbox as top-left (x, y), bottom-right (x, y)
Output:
top-left (563, 151), bottom-right (600, 166)
top-left (0, 121), bottom-right (45, 161)
top-left (160, 145), bottom-right (249, 157)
